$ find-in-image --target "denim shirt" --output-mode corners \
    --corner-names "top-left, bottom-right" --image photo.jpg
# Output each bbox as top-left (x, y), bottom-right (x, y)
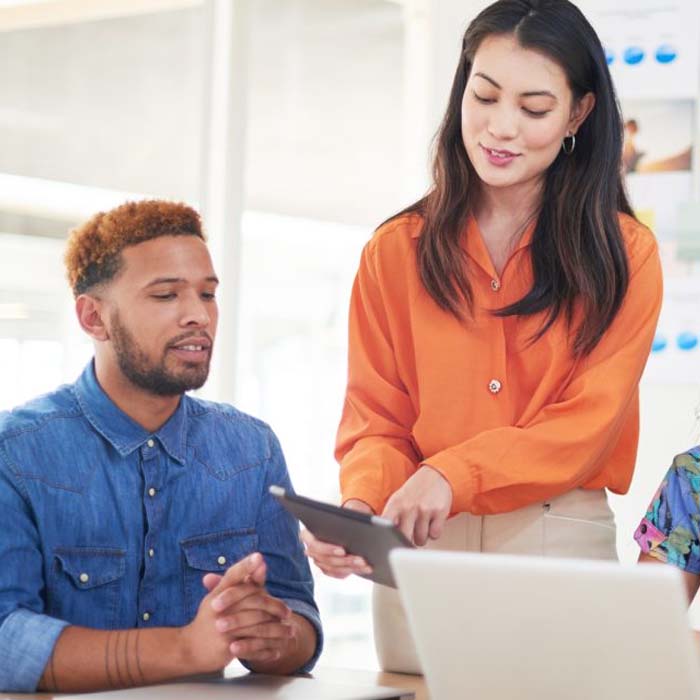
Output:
top-left (0, 362), bottom-right (322, 691)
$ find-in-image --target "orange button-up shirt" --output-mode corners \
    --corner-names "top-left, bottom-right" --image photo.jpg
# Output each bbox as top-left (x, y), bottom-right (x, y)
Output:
top-left (336, 213), bottom-right (662, 516)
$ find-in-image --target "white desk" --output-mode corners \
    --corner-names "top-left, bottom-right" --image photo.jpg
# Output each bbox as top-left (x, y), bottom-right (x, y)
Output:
top-left (0, 667), bottom-right (427, 700)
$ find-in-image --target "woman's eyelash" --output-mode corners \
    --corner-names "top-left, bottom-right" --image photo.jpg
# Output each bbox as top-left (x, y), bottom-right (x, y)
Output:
top-left (473, 92), bottom-right (550, 118)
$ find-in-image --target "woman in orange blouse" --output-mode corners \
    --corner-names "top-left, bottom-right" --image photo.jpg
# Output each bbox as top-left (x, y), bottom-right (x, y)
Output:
top-left (304, 0), bottom-right (662, 672)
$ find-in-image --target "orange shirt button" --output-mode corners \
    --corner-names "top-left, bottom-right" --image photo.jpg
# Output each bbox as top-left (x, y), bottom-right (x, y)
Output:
top-left (490, 279), bottom-right (501, 291)
top-left (488, 379), bottom-right (502, 394)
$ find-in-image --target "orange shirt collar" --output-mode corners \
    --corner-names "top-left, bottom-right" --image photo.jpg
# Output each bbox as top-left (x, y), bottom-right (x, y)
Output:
top-left (410, 215), bottom-right (536, 277)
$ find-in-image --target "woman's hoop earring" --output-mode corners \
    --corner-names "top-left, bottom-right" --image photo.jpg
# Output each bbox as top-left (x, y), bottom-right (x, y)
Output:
top-left (562, 134), bottom-right (576, 155)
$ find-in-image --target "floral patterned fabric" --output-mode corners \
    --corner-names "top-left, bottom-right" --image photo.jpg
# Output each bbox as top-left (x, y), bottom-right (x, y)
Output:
top-left (635, 446), bottom-right (700, 573)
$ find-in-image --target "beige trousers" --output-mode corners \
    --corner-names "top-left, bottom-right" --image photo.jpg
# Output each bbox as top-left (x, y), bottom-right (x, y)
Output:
top-left (373, 488), bottom-right (617, 674)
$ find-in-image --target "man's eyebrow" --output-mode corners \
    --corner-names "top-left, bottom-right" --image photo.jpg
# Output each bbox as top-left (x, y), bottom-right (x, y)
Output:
top-left (474, 72), bottom-right (557, 99)
top-left (144, 276), bottom-right (219, 288)
top-left (145, 277), bottom-right (184, 288)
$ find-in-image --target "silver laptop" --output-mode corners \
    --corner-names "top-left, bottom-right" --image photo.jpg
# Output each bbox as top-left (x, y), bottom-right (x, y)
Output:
top-left (391, 549), bottom-right (700, 700)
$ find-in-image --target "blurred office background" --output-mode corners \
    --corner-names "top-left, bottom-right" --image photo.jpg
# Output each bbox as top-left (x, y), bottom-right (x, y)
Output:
top-left (1, 0), bottom-right (699, 668)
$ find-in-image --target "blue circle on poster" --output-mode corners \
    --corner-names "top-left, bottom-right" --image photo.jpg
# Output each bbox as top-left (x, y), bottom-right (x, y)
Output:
top-left (605, 48), bottom-right (615, 65)
top-left (677, 332), bottom-right (698, 351)
top-left (656, 44), bottom-right (678, 64)
top-left (623, 46), bottom-right (645, 65)
top-left (651, 335), bottom-right (668, 353)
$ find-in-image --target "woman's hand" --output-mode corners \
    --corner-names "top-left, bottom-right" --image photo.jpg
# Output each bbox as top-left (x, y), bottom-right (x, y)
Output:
top-left (300, 499), bottom-right (374, 578)
top-left (382, 466), bottom-right (453, 546)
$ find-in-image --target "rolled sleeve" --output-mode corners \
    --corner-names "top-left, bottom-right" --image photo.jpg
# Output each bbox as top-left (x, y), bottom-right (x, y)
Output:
top-left (0, 609), bottom-right (69, 692)
top-left (0, 449), bottom-right (68, 692)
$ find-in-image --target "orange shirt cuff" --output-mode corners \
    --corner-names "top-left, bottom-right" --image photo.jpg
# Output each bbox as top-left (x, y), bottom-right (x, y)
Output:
top-left (422, 451), bottom-right (477, 515)
top-left (339, 475), bottom-right (386, 515)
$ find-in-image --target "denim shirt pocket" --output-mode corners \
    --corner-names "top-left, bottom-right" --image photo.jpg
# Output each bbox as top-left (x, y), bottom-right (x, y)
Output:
top-left (180, 529), bottom-right (258, 622)
top-left (49, 547), bottom-right (126, 628)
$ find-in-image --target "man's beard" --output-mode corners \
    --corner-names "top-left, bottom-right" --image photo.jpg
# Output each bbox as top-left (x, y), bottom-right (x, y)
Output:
top-left (110, 312), bottom-right (211, 397)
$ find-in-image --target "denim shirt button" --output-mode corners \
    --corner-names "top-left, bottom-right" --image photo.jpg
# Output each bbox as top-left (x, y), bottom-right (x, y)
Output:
top-left (142, 612), bottom-right (151, 622)
top-left (217, 555), bottom-right (226, 566)
top-left (147, 439), bottom-right (155, 448)
top-left (79, 573), bottom-right (89, 583)
top-left (148, 487), bottom-right (156, 497)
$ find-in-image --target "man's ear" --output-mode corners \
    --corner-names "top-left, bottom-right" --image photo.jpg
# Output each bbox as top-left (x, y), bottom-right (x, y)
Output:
top-left (76, 294), bottom-right (110, 342)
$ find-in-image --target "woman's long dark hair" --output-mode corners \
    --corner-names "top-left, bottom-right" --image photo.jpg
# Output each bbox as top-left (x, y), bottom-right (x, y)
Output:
top-left (399, 0), bottom-right (632, 356)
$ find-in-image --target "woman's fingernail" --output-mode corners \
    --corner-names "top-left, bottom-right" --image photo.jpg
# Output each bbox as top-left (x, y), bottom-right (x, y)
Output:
top-left (216, 618), bottom-right (228, 632)
top-left (334, 548), bottom-right (345, 556)
top-left (353, 557), bottom-right (364, 566)
top-left (212, 597), bottom-right (224, 611)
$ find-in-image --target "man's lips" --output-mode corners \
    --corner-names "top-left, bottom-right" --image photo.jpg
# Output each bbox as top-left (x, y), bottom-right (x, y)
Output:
top-left (168, 337), bottom-right (212, 362)
top-left (171, 343), bottom-right (210, 351)
top-left (169, 336), bottom-right (212, 350)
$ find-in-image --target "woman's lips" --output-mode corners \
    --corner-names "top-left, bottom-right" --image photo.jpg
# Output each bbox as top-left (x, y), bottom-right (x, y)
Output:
top-left (480, 144), bottom-right (521, 167)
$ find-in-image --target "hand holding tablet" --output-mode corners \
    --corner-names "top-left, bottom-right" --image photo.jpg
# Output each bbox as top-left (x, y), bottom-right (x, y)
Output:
top-left (270, 486), bottom-right (413, 588)
top-left (301, 499), bottom-right (375, 579)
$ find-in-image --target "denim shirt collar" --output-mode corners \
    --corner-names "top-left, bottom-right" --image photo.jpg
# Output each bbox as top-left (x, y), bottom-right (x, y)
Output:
top-left (72, 361), bottom-right (188, 464)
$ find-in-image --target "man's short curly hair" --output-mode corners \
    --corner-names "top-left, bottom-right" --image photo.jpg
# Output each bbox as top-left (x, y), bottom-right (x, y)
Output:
top-left (65, 199), bottom-right (205, 297)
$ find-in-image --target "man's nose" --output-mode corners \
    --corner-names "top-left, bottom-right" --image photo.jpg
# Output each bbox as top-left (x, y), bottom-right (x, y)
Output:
top-left (181, 294), bottom-right (211, 327)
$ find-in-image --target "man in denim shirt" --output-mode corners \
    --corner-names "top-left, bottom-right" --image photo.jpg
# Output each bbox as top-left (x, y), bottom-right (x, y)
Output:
top-left (0, 200), bottom-right (322, 692)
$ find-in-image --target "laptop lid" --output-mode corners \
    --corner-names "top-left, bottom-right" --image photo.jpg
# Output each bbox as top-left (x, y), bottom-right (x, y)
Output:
top-left (391, 549), bottom-right (700, 700)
